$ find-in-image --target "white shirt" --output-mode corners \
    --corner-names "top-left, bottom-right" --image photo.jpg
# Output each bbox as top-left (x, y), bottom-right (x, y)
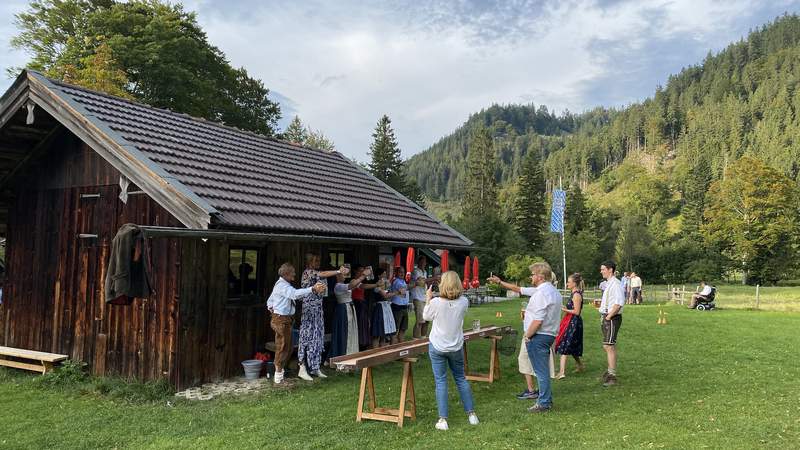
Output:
top-left (334, 283), bottom-right (354, 304)
top-left (266, 277), bottom-right (313, 316)
top-left (630, 276), bottom-right (642, 288)
top-left (600, 276), bottom-right (625, 315)
top-left (410, 267), bottom-right (427, 301)
top-left (423, 296), bottom-right (469, 352)
top-left (699, 285), bottom-right (712, 296)
top-left (521, 282), bottom-right (562, 337)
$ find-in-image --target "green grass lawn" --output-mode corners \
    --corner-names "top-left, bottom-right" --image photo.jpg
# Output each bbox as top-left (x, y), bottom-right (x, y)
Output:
top-left (643, 284), bottom-right (800, 312)
top-left (1, 301), bottom-right (799, 449)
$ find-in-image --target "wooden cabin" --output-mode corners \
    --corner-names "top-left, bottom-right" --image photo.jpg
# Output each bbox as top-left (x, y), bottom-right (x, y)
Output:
top-left (0, 70), bottom-right (472, 389)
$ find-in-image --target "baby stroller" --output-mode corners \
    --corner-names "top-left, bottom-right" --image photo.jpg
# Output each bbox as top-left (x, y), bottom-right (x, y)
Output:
top-left (694, 286), bottom-right (716, 311)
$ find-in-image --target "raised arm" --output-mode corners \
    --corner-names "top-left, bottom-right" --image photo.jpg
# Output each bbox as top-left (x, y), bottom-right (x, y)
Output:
top-left (486, 275), bottom-right (521, 293)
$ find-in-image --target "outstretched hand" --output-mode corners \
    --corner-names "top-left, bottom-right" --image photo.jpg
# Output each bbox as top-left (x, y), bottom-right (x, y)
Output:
top-left (487, 275), bottom-right (501, 284)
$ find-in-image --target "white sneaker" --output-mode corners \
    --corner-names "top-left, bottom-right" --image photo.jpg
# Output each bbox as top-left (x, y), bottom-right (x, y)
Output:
top-left (468, 413), bottom-right (480, 425)
top-left (298, 365), bottom-right (313, 381)
top-left (273, 370), bottom-right (284, 384)
top-left (314, 368), bottom-right (327, 378)
top-left (435, 418), bottom-right (449, 431)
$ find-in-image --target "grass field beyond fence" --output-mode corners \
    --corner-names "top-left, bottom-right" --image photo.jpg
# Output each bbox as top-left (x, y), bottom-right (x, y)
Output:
top-left (643, 284), bottom-right (800, 311)
top-left (1, 300), bottom-right (799, 449)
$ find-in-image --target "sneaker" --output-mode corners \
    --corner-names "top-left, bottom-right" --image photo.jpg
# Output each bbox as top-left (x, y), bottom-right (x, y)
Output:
top-left (273, 370), bottom-right (284, 384)
top-left (298, 365), bottom-right (313, 381)
top-left (314, 368), bottom-right (327, 378)
top-left (599, 371), bottom-right (610, 382)
top-left (516, 389), bottom-right (539, 400)
top-left (468, 413), bottom-right (480, 425)
top-left (528, 404), bottom-right (551, 413)
top-left (603, 374), bottom-right (617, 387)
top-left (435, 418), bottom-right (449, 431)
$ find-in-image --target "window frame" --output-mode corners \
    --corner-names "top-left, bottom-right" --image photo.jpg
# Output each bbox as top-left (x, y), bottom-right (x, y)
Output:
top-left (227, 245), bottom-right (263, 304)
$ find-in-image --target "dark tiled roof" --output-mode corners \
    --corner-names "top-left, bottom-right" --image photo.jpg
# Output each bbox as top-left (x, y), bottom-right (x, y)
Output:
top-left (43, 77), bottom-right (471, 247)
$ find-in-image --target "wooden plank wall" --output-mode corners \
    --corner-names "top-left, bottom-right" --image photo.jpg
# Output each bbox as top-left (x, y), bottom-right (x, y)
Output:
top-left (177, 240), bottom-right (377, 388)
top-left (1, 133), bottom-right (182, 385)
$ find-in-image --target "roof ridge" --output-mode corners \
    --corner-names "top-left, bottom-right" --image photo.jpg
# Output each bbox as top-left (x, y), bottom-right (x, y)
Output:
top-left (32, 70), bottom-right (336, 156)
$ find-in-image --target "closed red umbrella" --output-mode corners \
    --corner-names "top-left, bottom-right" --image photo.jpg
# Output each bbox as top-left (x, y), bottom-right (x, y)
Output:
top-left (441, 250), bottom-right (449, 272)
top-left (463, 256), bottom-right (471, 289)
top-left (393, 251), bottom-right (401, 280)
top-left (405, 247), bottom-right (415, 282)
top-left (471, 256), bottom-right (480, 288)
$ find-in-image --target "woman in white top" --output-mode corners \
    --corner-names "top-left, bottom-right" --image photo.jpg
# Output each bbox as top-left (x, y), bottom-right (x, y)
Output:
top-left (423, 271), bottom-right (478, 431)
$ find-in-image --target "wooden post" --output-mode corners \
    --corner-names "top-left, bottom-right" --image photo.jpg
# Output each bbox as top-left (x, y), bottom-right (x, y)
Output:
top-left (464, 336), bottom-right (502, 383)
top-left (356, 358), bottom-right (417, 427)
top-left (755, 284), bottom-right (760, 310)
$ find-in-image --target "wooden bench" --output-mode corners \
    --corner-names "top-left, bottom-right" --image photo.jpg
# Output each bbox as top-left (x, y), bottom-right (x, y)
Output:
top-left (0, 346), bottom-right (68, 374)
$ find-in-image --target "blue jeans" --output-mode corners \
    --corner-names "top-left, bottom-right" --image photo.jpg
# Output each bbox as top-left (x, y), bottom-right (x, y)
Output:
top-left (428, 343), bottom-right (475, 418)
top-left (526, 333), bottom-right (556, 408)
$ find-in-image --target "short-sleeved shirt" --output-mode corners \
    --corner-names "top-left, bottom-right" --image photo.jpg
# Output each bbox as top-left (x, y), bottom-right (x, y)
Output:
top-left (600, 276), bottom-right (625, 315)
top-left (390, 278), bottom-right (409, 306)
top-left (410, 268), bottom-right (427, 301)
top-left (630, 276), bottom-right (642, 288)
top-left (699, 285), bottom-right (712, 296)
top-left (521, 282), bottom-right (562, 336)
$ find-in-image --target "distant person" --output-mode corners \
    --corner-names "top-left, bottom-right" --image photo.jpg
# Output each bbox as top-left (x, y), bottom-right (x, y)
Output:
top-left (599, 260), bottom-right (625, 387)
top-left (370, 268), bottom-right (396, 348)
top-left (423, 271), bottom-right (479, 430)
top-left (266, 263), bottom-right (326, 384)
top-left (556, 273), bottom-right (586, 379)
top-left (629, 272), bottom-right (643, 304)
top-left (621, 272), bottom-right (631, 304)
top-left (489, 261), bottom-right (561, 413)
top-left (389, 266), bottom-right (410, 344)
top-left (689, 281), bottom-right (713, 309)
top-left (411, 255), bottom-right (438, 339)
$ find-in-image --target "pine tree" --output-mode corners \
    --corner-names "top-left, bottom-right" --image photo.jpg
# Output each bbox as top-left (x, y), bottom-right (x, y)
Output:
top-left (283, 115), bottom-right (307, 145)
top-left (462, 126), bottom-right (498, 216)
top-left (564, 183), bottom-right (589, 235)
top-left (403, 176), bottom-right (426, 208)
top-left (511, 154), bottom-right (546, 251)
top-left (368, 115), bottom-right (405, 192)
top-left (681, 159), bottom-right (711, 236)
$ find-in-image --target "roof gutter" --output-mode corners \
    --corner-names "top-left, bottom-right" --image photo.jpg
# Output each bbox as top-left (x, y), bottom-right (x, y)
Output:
top-left (138, 226), bottom-right (477, 251)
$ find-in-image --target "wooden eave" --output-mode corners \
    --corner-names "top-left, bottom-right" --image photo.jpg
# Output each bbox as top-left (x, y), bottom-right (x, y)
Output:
top-left (0, 70), bottom-right (216, 229)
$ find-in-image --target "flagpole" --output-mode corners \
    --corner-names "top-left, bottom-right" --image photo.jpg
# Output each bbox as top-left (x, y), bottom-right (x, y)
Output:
top-left (559, 177), bottom-right (566, 290)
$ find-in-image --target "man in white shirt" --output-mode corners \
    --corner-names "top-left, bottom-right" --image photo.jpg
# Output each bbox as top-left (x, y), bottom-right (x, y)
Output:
top-left (599, 260), bottom-right (625, 387)
top-left (488, 261), bottom-right (561, 413)
top-left (629, 272), bottom-right (643, 304)
top-left (689, 281), bottom-right (713, 309)
top-left (267, 263), bottom-right (326, 384)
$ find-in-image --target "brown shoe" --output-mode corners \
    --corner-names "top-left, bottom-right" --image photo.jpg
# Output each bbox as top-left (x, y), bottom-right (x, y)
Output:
top-left (574, 363), bottom-right (586, 373)
top-left (603, 374), bottom-right (617, 387)
top-left (599, 371), bottom-right (609, 382)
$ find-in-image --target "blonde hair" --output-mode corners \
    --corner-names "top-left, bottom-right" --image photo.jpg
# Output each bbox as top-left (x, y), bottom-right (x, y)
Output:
top-left (528, 261), bottom-right (553, 281)
top-left (438, 271), bottom-right (463, 300)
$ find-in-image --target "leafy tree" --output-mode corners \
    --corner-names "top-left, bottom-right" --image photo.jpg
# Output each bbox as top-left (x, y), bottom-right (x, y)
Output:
top-left (62, 42), bottom-right (132, 99)
top-left (511, 154), bottom-right (546, 252)
top-left (283, 115), bottom-right (307, 145)
top-left (305, 128), bottom-right (335, 152)
top-left (462, 126), bottom-right (498, 216)
top-left (702, 156), bottom-right (800, 284)
top-left (12, 0), bottom-right (281, 135)
top-left (504, 254), bottom-right (542, 285)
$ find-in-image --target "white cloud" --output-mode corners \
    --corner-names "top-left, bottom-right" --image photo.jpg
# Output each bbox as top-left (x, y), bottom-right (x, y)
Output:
top-left (1, 0), bottom-right (799, 161)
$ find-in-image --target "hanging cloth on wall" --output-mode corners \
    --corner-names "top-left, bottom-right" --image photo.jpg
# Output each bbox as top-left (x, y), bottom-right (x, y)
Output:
top-left (104, 223), bottom-right (153, 305)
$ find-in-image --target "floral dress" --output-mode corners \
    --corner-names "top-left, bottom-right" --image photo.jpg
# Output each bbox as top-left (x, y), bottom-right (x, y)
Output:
top-left (555, 290), bottom-right (584, 357)
top-left (299, 269), bottom-right (325, 371)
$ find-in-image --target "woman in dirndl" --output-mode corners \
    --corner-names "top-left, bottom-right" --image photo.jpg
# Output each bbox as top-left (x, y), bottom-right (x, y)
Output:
top-left (330, 269), bottom-right (367, 358)
top-left (370, 267), bottom-right (396, 348)
top-left (555, 272), bottom-right (586, 379)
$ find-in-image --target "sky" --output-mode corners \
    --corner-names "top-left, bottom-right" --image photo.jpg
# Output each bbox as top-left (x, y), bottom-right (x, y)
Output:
top-left (1, 0), bottom-right (799, 162)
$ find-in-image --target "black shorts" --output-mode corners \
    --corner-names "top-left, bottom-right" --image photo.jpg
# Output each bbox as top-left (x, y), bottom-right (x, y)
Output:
top-left (601, 315), bottom-right (622, 345)
top-left (391, 304), bottom-right (408, 332)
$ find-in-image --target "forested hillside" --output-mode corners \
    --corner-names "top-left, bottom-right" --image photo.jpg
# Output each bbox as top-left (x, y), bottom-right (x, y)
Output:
top-left (410, 14), bottom-right (800, 285)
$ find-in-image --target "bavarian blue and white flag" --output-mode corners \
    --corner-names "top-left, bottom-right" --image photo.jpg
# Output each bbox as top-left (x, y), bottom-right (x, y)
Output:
top-left (550, 189), bottom-right (566, 233)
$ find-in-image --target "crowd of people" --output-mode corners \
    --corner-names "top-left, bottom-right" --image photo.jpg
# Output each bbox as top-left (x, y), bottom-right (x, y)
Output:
top-left (266, 253), bottom-right (438, 385)
top-left (266, 252), bottom-right (634, 430)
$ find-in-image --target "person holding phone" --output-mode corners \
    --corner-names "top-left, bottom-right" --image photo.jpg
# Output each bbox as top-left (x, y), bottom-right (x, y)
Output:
top-left (423, 271), bottom-right (479, 430)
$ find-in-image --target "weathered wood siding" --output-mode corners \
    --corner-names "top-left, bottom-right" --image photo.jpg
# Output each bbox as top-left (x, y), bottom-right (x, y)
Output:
top-left (1, 132), bottom-right (182, 384)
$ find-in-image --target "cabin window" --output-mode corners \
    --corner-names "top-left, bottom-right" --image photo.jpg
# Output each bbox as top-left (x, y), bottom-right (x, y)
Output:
top-left (328, 251), bottom-right (346, 268)
top-left (228, 247), bottom-right (261, 300)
